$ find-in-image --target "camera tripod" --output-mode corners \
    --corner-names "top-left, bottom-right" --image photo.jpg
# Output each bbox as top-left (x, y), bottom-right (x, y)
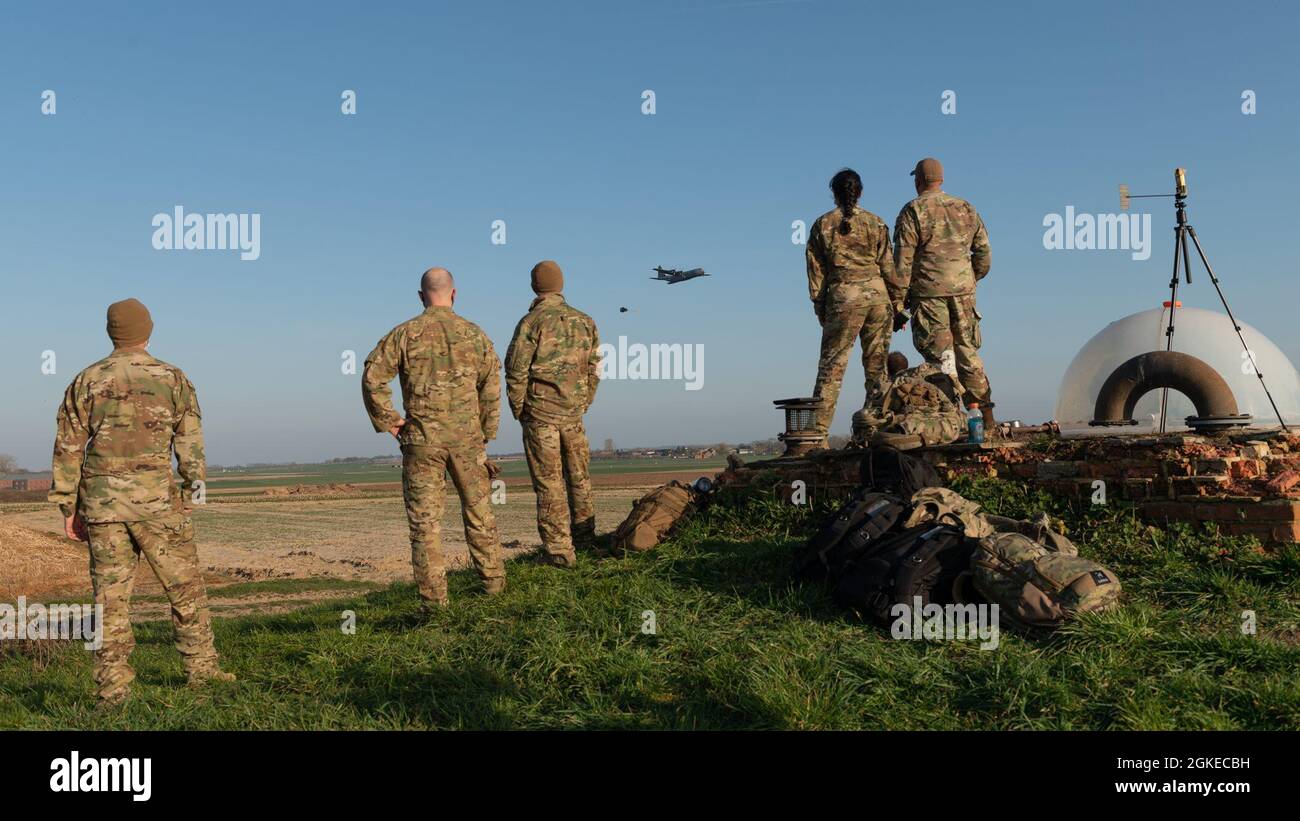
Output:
top-left (1122, 168), bottom-right (1289, 433)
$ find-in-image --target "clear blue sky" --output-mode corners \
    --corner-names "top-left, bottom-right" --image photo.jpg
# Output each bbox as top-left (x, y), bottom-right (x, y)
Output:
top-left (2, 0), bottom-right (1297, 469)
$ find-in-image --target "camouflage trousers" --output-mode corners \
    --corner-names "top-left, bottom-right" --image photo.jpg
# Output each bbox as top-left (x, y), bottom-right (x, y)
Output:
top-left (521, 417), bottom-right (595, 559)
top-left (910, 293), bottom-right (991, 406)
top-left (86, 513), bottom-right (221, 701)
top-left (402, 443), bottom-right (504, 603)
top-left (812, 297), bottom-right (893, 435)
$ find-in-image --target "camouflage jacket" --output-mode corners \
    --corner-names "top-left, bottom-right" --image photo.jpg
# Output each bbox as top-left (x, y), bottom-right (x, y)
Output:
top-left (49, 349), bottom-right (205, 524)
top-left (893, 191), bottom-right (991, 299)
top-left (505, 294), bottom-right (600, 424)
top-left (363, 305), bottom-right (501, 447)
top-left (807, 206), bottom-right (903, 309)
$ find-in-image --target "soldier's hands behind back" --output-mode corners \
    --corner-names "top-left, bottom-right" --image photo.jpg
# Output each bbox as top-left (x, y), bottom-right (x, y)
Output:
top-left (389, 418), bottom-right (407, 439)
top-left (893, 311), bottom-right (910, 332)
top-left (64, 513), bottom-right (89, 542)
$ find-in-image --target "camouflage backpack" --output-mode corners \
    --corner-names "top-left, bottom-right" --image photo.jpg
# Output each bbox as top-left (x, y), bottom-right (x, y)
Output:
top-left (972, 532), bottom-right (1121, 629)
top-left (612, 481), bottom-right (698, 553)
top-left (865, 364), bottom-right (967, 448)
top-left (902, 487), bottom-right (995, 538)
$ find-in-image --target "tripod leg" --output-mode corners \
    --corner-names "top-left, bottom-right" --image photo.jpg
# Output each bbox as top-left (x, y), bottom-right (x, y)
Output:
top-left (1185, 227), bottom-right (1290, 431)
top-left (1160, 227), bottom-right (1184, 433)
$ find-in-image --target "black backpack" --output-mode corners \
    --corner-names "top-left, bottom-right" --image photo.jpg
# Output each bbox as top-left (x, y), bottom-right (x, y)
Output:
top-left (860, 446), bottom-right (942, 497)
top-left (793, 489), bottom-right (908, 580)
top-left (831, 524), bottom-right (975, 624)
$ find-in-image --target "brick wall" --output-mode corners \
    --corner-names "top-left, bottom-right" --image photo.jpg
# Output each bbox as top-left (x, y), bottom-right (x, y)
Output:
top-left (721, 430), bottom-right (1300, 546)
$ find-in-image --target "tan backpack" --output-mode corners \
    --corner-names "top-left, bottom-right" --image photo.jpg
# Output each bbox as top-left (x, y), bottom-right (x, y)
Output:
top-left (972, 532), bottom-right (1121, 629)
top-left (612, 481), bottom-right (697, 553)
top-left (872, 364), bottom-right (968, 447)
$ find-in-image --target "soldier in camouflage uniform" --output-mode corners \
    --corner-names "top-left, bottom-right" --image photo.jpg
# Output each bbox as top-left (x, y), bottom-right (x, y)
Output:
top-left (807, 169), bottom-right (907, 440)
top-left (505, 260), bottom-right (601, 568)
top-left (893, 157), bottom-right (996, 430)
top-left (49, 298), bottom-right (232, 706)
top-left (363, 268), bottom-right (506, 606)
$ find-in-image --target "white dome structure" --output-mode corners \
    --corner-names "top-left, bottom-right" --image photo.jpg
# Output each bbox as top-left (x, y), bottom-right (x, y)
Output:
top-left (1055, 306), bottom-right (1300, 432)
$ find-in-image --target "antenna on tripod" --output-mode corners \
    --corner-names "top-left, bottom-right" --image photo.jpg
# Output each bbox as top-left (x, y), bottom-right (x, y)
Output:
top-left (1118, 168), bottom-right (1289, 433)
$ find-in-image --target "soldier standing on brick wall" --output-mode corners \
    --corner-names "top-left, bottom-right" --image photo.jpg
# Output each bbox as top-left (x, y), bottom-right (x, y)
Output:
top-left (807, 168), bottom-right (906, 443)
top-left (49, 298), bottom-right (233, 706)
top-left (893, 157), bottom-right (996, 432)
top-left (363, 267), bottom-right (506, 609)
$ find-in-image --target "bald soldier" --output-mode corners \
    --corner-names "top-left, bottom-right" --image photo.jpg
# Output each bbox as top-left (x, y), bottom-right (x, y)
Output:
top-left (50, 298), bottom-right (232, 706)
top-left (893, 157), bottom-right (996, 431)
top-left (363, 268), bottom-right (506, 607)
top-left (505, 261), bottom-right (600, 568)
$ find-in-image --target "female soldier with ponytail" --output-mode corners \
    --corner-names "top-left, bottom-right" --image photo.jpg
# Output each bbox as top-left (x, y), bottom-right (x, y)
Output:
top-left (805, 168), bottom-right (904, 443)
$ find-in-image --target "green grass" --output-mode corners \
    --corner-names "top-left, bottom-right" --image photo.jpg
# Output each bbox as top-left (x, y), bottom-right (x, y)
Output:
top-left (2, 479), bottom-right (1297, 730)
top-left (132, 578), bottom-right (383, 604)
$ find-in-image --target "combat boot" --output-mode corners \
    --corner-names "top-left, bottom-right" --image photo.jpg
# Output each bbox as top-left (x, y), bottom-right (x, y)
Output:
top-left (188, 669), bottom-right (237, 687)
top-left (536, 550), bottom-right (577, 569)
top-left (571, 518), bottom-right (597, 550)
top-left (981, 404), bottom-right (999, 438)
top-left (96, 686), bottom-right (132, 710)
top-left (483, 577), bottom-right (507, 596)
top-left (417, 598), bottom-right (448, 619)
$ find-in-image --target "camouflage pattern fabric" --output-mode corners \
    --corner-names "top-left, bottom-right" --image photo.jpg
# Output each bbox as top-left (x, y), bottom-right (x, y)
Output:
top-left (860, 362), bottom-right (967, 446)
top-left (973, 532), bottom-right (1122, 629)
top-left (401, 444), bottom-right (504, 603)
top-left (49, 349), bottom-right (205, 523)
top-left (806, 206), bottom-right (906, 311)
top-left (49, 348), bottom-right (223, 703)
top-left (910, 294), bottom-right (991, 405)
top-left (87, 513), bottom-right (222, 702)
top-left (362, 305), bottom-right (501, 447)
top-left (806, 206), bottom-right (903, 435)
top-left (903, 487), bottom-right (995, 538)
top-left (521, 418), bottom-right (595, 560)
top-left (892, 191), bottom-right (991, 299)
top-left (364, 306), bottom-right (506, 601)
top-left (812, 301), bottom-right (893, 435)
top-left (504, 294), bottom-right (600, 426)
top-left (506, 294), bottom-right (600, 561)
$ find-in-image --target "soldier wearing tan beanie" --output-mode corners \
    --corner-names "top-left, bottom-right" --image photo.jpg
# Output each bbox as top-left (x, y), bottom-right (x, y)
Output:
top-left (50, 297), bottom-right (233, 704)
top-left (106, 298), bottom-right (154, 349)
top-left (507, 260), bottom-right (601, 567)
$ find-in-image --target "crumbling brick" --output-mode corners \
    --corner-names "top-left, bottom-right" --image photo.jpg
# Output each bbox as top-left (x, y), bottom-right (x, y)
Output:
top-left (1037, 461), bottom-right (1079, 479)
top-left (1242, 500), bottom-right (1300, 522)
top-left (1266, 470), bottom-right (1300, 493)
top-left (1230, 459), bottom-right (1263, 480)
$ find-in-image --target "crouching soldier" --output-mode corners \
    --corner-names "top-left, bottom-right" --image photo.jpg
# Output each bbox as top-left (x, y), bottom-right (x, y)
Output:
top-left (363, 267), bottom-right (506, 608)
top-left (49, 298), bottom-right (232, 706)
top-left (505, 260), bottom-right (601, 568)
top-left (854, 351), bottom-right (968, 449)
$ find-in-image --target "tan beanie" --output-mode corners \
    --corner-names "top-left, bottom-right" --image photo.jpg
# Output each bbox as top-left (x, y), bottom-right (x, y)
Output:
top-left (531, 260), bottom-right (564, 295)
top-left (107, 298), bottom-right (153, 348)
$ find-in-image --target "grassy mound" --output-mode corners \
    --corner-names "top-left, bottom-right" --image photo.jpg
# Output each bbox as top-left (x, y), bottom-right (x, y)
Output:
top-left (2, 479), bottom-right (1297, 729)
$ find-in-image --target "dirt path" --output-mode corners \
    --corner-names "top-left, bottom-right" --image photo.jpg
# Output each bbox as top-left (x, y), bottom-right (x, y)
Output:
top-left (1, 484), bottom-right (666, 601)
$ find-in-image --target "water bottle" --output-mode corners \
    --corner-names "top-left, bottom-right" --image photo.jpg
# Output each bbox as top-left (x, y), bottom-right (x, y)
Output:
top-left (967, 403), bottom-right (984, 444)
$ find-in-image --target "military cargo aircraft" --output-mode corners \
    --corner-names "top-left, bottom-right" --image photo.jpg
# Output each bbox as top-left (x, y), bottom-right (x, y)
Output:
top-left (651, 266), bottom-right (710, 285)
